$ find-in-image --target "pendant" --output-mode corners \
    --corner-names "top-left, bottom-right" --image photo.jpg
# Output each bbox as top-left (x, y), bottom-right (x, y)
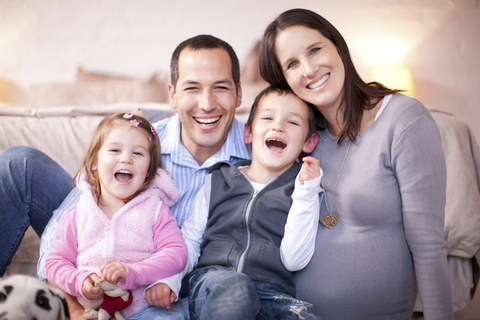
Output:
top-left (321, 214), bottom-right (339, 229)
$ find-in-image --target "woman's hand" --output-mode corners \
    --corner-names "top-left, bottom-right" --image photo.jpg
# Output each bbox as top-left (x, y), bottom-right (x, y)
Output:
top-left (101, 261), bottom-right (128, 284)
top-left (82, 273), bottom-right (102, 300)
top-left (299, 156), bottom-right (320, 185)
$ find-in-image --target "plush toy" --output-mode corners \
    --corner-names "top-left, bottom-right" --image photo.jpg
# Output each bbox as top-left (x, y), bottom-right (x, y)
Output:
top-left (0, 274), bottom-right (69, 320)
top-left (84, 281), bottom-right (132, 320)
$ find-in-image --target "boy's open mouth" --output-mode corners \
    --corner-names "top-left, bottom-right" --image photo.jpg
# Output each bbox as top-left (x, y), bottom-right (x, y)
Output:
top-left (266, 138), bottom-right (287, 151)
top-left (115, 170), bottom-right (133, 182)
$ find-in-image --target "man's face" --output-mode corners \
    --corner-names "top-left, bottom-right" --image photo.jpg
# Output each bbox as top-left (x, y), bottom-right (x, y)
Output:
top-left (169, 48), bottom-right (242, 164)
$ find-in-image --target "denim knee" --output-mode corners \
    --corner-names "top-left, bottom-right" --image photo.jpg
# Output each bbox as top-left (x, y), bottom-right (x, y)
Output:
top-left (189, 269), bottom-right (260, 320)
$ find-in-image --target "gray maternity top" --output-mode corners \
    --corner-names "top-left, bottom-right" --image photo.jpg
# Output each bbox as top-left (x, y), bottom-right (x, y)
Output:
top-left (294, 93), bottom-right (454, 319)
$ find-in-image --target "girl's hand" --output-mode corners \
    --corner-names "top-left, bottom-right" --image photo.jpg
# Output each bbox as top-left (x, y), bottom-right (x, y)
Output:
top-left (299, 156), bottom-right (320, 185)
top-left (82, 273), bottom-right (102, 300)
top-left (100, 261), bottom-right (128, 284)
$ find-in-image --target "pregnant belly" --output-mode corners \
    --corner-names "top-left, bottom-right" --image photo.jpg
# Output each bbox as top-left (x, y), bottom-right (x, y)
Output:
top-left (293, 225), bottom-right (416, 320)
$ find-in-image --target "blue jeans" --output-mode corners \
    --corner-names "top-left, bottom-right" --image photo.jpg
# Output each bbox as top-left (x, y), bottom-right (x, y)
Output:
top-left (128, 302), bottom-right (187, 320)
top-left (188, 268), bottom-right (320, 320)
top-left (0, 146), bottom-right (73, 276)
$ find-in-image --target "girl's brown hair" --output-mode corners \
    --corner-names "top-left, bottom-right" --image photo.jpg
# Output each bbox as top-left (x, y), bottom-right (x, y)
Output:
top-left (259, 8), bottom-right (401, 144)
top-left (74, 112), bottom-right (162, 202)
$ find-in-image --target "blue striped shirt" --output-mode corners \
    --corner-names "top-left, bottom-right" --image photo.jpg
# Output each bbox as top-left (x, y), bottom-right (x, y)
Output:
top-left (37, 114), bottom-right (251, 280)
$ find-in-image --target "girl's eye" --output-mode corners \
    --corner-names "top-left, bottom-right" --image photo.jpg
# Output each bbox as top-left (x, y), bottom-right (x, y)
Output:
top-left (133, 151), bottom-right (143, 156)
top-left (110, 149), bottom-right (120, 153)
top-left (289, 121), bottom-right (299, 126)
top-left (262, 117), bottom-right (273, 121)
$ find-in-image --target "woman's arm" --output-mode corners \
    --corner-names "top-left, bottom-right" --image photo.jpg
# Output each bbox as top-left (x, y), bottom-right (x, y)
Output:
top-left (393, 109), bottom-right (454, 319)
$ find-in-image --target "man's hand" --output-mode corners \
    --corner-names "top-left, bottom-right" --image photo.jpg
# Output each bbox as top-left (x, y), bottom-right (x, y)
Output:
top-left (299, 156), bottom-right (320, 185)
top-left (145, 283), bottom-right (177, 309)
top-left (47, 280), bottom-right (86, 320)
top-left (101, 260), bottom-right (127, 283)
top-left (82, 273), bottom-right (103, 300)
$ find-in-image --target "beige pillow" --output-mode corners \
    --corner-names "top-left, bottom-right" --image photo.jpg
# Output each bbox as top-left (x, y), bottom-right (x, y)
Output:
top-left (28, 69), bottom-right (169, 108)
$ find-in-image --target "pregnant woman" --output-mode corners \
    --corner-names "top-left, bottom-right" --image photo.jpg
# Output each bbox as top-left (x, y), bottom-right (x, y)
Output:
top-left (259, 8), bottom-right (453, 320)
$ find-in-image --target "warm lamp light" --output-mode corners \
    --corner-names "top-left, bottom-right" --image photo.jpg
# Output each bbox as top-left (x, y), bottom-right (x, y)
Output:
top-left (0, 77), bottom-right (28, 106)
top-left (371, 65), bottom-right (414, 96)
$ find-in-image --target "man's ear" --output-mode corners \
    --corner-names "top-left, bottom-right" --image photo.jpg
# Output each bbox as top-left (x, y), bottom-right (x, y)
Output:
top-left (235, 81), bottom-right (243, 108)
top-left (303, 133), bottom-right (319, 153)
top-left (244, 123), bottom-right (252, 144)
top-left (168, 83), bottom-right (177, 110)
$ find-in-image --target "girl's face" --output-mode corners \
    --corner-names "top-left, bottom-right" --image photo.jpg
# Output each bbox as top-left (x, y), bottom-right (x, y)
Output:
top-left (92, 123), bottom-right (151, 207)
top-left (275, 25), bottom-right (345, 114)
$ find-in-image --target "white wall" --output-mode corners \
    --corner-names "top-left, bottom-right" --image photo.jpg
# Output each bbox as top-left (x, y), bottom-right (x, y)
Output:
top-left (1, 0), bottom-right (479, 139)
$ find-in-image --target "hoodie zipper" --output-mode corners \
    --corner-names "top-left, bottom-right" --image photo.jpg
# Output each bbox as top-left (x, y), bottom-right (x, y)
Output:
top-left (236, 190), bottom-right (258, 273)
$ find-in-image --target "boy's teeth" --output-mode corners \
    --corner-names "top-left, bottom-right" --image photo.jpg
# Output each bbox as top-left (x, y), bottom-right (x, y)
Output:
top-left (308, 74), bottom-right (329, 89)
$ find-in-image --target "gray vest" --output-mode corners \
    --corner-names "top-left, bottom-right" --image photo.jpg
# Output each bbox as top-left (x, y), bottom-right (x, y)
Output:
top-left (193, 160), bottom-right (301, 296)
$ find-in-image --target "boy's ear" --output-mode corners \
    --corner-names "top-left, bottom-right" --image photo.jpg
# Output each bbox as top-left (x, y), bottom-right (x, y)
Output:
top-left (303, 133), bottom-right (319, 153)
top-left (244, 123), bottom-right (252, 144)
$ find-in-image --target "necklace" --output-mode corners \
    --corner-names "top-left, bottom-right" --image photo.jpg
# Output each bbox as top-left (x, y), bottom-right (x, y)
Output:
top-left (319, 137), bottom-right (351, 229)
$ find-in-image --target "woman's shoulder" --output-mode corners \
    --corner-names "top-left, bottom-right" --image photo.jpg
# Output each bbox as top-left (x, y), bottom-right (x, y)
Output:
top-left (384, 93), bottom-right (434, 123)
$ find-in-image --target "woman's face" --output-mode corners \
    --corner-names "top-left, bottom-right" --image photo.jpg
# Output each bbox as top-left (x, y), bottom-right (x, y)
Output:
top-left (275, 25), bottom-right (345, 113)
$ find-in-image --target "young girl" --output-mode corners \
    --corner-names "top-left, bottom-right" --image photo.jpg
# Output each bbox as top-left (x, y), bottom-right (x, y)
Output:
top-left (45, 112), bottom-right (188, 319)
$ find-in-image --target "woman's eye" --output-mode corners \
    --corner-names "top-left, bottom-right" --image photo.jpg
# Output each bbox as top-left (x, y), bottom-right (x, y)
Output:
top-left (287, 61), bottom-right (298, 69)
top-left (311, 47), bottom-right (321, 54)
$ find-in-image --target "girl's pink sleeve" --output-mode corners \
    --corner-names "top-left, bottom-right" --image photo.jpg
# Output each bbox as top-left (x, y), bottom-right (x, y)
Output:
top-left (45, 207), bottom-right (95, 299)
top-left (121, 204), bottom-right (187, 289)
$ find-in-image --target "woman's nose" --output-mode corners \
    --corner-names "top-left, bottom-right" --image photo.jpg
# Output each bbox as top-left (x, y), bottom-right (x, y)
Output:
top-left (302, 60), bottom-right (317, 78)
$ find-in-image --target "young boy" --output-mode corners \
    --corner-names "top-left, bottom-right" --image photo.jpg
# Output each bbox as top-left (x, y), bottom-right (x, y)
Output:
top-left (161, 86), bottom-right (323, 320)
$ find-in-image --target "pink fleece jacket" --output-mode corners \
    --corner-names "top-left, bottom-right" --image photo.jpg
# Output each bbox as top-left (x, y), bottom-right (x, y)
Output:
top-left (45, 168), bottom-right (187, 318)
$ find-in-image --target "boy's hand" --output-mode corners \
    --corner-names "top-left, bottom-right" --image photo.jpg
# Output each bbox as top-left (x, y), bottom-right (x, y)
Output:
top-left (145, 283), bottom-right (177, 308)
top-left (299, 156), bottom-right (320, 185)
top-left (100, 261), bottom-right (128, 284)
top-left (82, 273), bottom-right (103, 300)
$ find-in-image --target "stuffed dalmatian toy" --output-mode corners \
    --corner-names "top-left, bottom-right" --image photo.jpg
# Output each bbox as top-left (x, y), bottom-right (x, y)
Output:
top-left (0, 274), bottom-right (69, 320)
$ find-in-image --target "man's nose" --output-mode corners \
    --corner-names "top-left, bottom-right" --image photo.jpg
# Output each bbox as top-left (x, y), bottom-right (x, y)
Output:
top-left (198, 91), bottom-right (216, 112)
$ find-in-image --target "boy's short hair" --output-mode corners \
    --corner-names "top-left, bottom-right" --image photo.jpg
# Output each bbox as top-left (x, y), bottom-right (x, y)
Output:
top-left (247, 86), bottom-right (319, 140)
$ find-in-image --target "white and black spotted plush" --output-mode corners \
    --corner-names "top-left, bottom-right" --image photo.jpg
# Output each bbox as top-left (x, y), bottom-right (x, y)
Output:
top-left (0, 275), bottom-right (69, 320)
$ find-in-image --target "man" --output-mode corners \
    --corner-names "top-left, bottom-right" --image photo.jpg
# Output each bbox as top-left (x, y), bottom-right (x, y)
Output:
top-left (0, 34), bottom-right (251, 319)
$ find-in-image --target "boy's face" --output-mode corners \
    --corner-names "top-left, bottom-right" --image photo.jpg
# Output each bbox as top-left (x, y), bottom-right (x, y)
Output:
top-left (244, 92), bottom-right (318, 176)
